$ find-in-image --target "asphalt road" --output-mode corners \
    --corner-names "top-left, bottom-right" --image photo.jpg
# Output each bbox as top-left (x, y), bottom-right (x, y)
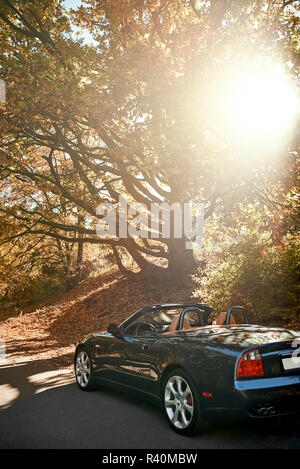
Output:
top-left (0, 361), bottom-right (299, 449)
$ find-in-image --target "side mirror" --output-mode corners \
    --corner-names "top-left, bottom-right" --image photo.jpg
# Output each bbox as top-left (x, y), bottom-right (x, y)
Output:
top-left (107, 323), bottom-right (120, 336)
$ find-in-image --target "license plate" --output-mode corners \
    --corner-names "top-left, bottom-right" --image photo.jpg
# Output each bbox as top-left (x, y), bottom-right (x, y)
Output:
top-left (282, 356), bottom-right (300, 371)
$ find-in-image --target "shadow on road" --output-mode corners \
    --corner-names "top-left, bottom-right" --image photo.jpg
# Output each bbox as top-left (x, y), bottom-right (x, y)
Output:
top-left (0, 361), bottom-right (299, 449)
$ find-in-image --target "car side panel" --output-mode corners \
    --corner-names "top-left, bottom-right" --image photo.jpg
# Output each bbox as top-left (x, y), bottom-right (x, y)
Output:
top-left (77, 331), bottom-right (300, 421)
top-left (81, 333), bottom-right (238, 403)
top-left (81, 333), bottom-right (166, 400)
top-left (155, 337), bottom-right (239, 415)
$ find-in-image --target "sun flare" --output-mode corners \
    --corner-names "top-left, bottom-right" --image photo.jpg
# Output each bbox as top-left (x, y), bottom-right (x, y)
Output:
top-left (233, 71), bottom-right (296, 134)
top-left (218, 64), bottom-right (298, 149)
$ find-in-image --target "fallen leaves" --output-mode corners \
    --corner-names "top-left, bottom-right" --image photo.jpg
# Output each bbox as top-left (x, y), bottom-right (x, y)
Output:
top-left (0, 268), bottom-right (192, 370)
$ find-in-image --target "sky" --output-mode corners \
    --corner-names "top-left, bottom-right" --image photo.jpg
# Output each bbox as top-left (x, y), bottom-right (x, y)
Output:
top-left (62, 0), bottom-right (95, 44)
top-left (63, 0), bottom-right (83, 10)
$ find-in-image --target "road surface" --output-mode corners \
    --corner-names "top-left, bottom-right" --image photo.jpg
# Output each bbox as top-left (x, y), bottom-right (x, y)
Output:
top-left (0, 361), bottom-right (299, 449)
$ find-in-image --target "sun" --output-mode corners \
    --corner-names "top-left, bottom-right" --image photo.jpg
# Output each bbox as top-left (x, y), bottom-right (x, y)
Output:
top-left (218, 64), bottom-right (298, 150)
top-left (232, 69), bottom-right (297, 135)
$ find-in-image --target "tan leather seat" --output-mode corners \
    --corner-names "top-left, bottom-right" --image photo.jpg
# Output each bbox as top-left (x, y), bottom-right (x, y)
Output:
top-left (216, 311), bottom-right (236, 325)
top-left (168, 315), bottom-right (191, 332)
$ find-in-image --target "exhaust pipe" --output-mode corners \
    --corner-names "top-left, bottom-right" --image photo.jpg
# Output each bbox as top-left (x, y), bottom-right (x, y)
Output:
top-left (258, 407), bottom-right (267, 416)
top-left (257, 406), bottom-right (276, 416)
top-left (266, 406), bottom-right (275, 416)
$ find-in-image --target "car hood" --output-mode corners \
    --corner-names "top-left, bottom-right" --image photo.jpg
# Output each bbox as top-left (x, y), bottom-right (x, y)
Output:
top-left (179, 324), bottom-right (300, 350)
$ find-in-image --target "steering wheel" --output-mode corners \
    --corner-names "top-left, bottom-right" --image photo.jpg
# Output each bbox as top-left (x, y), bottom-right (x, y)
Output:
top-left (131, 321), bottom-right (156, 336)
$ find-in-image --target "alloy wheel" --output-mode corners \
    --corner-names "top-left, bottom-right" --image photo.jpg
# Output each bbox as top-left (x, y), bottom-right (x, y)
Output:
top-left (164, 375), bottom-right (194, 429)
top-left (76, 350), bottom-right (91, 388)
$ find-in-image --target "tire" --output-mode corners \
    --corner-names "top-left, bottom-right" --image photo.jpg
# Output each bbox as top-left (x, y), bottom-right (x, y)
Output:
top-left (74, 347), bottom-right (97, 391)
top-left (162, 368), bottom-right (205, 435)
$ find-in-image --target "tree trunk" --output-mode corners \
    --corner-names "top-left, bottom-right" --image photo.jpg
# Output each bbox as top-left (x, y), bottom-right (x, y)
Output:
top-left (131, 237), bottom-right (197, 287)
top-left (117, 235), bottom-right (197, 287)
top-left (166, 237), bottom-right (197, 287)
top-left (76, 233), bottom-right (84, 275)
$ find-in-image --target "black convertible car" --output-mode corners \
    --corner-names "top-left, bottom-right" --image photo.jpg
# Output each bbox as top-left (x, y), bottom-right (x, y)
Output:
top-left (74, 304), bottom-right (300, 434)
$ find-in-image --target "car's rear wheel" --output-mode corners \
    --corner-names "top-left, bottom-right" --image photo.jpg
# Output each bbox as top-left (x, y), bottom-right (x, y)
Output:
top-left (163, 369), bottom-right (205, 435)
top-left (75, 347), bottom-right (97, 391)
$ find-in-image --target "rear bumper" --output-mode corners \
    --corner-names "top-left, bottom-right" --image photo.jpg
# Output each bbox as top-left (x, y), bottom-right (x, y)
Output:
top-left (235, 374), bottom-right (300, 418)
top-left (204, 375), bottom-right (300, 421)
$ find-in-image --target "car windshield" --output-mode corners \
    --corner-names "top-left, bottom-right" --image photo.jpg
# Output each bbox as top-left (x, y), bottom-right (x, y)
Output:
top-left (123, 307), bottom-right (206, 337)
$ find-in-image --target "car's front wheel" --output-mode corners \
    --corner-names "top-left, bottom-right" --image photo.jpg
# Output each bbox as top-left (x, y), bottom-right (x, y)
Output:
top-left (163, 369), bottom-right (205, 435)
top-left (75, 347), bottom-right (97, 391)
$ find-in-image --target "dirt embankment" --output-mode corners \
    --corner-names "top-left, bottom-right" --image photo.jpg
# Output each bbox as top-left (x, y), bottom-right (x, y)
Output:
top-left (0, 270), bottom-right (192, 370)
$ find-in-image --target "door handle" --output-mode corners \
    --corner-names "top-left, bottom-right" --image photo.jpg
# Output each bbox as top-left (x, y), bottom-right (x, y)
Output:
top-left (142, 343), bottom-right (150, 351)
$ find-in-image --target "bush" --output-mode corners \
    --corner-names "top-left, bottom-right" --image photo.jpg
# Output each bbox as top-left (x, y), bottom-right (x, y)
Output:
top-left (193, 234), bottom-right (300, 328)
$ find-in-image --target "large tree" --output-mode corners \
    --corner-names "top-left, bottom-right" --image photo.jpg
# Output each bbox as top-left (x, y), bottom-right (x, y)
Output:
top-left (0, 0), bottom-right (298, 284)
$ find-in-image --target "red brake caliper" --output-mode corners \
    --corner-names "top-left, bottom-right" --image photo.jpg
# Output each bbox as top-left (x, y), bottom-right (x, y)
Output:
top-left (188, 394), bottom-right (193, 406)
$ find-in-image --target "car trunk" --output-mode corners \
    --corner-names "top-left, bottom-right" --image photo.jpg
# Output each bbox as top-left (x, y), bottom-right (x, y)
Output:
top-left (258, 339), bottom-right (300, 378)
top-left (183, 324), bottom-right (300, 378)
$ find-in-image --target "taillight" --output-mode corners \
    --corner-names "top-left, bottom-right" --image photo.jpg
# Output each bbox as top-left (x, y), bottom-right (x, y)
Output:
top-left (237, 349), bottom-right (264, 378)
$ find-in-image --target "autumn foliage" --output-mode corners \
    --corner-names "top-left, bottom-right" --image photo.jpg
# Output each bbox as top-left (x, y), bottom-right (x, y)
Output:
top-left (0, 0), bottom-right (299, 327)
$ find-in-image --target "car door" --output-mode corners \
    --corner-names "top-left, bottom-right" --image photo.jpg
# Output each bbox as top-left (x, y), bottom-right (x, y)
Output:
top-left (91, 330), bottom-right (162, 394)
top-left (91, 332), bottom-right (130, 383)
top-left (113, 308), bottom-right (177, 395)
top-left (113, 333), bottom-right (163, 396)
top-left (92, 309), bottom-right (172, 396)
